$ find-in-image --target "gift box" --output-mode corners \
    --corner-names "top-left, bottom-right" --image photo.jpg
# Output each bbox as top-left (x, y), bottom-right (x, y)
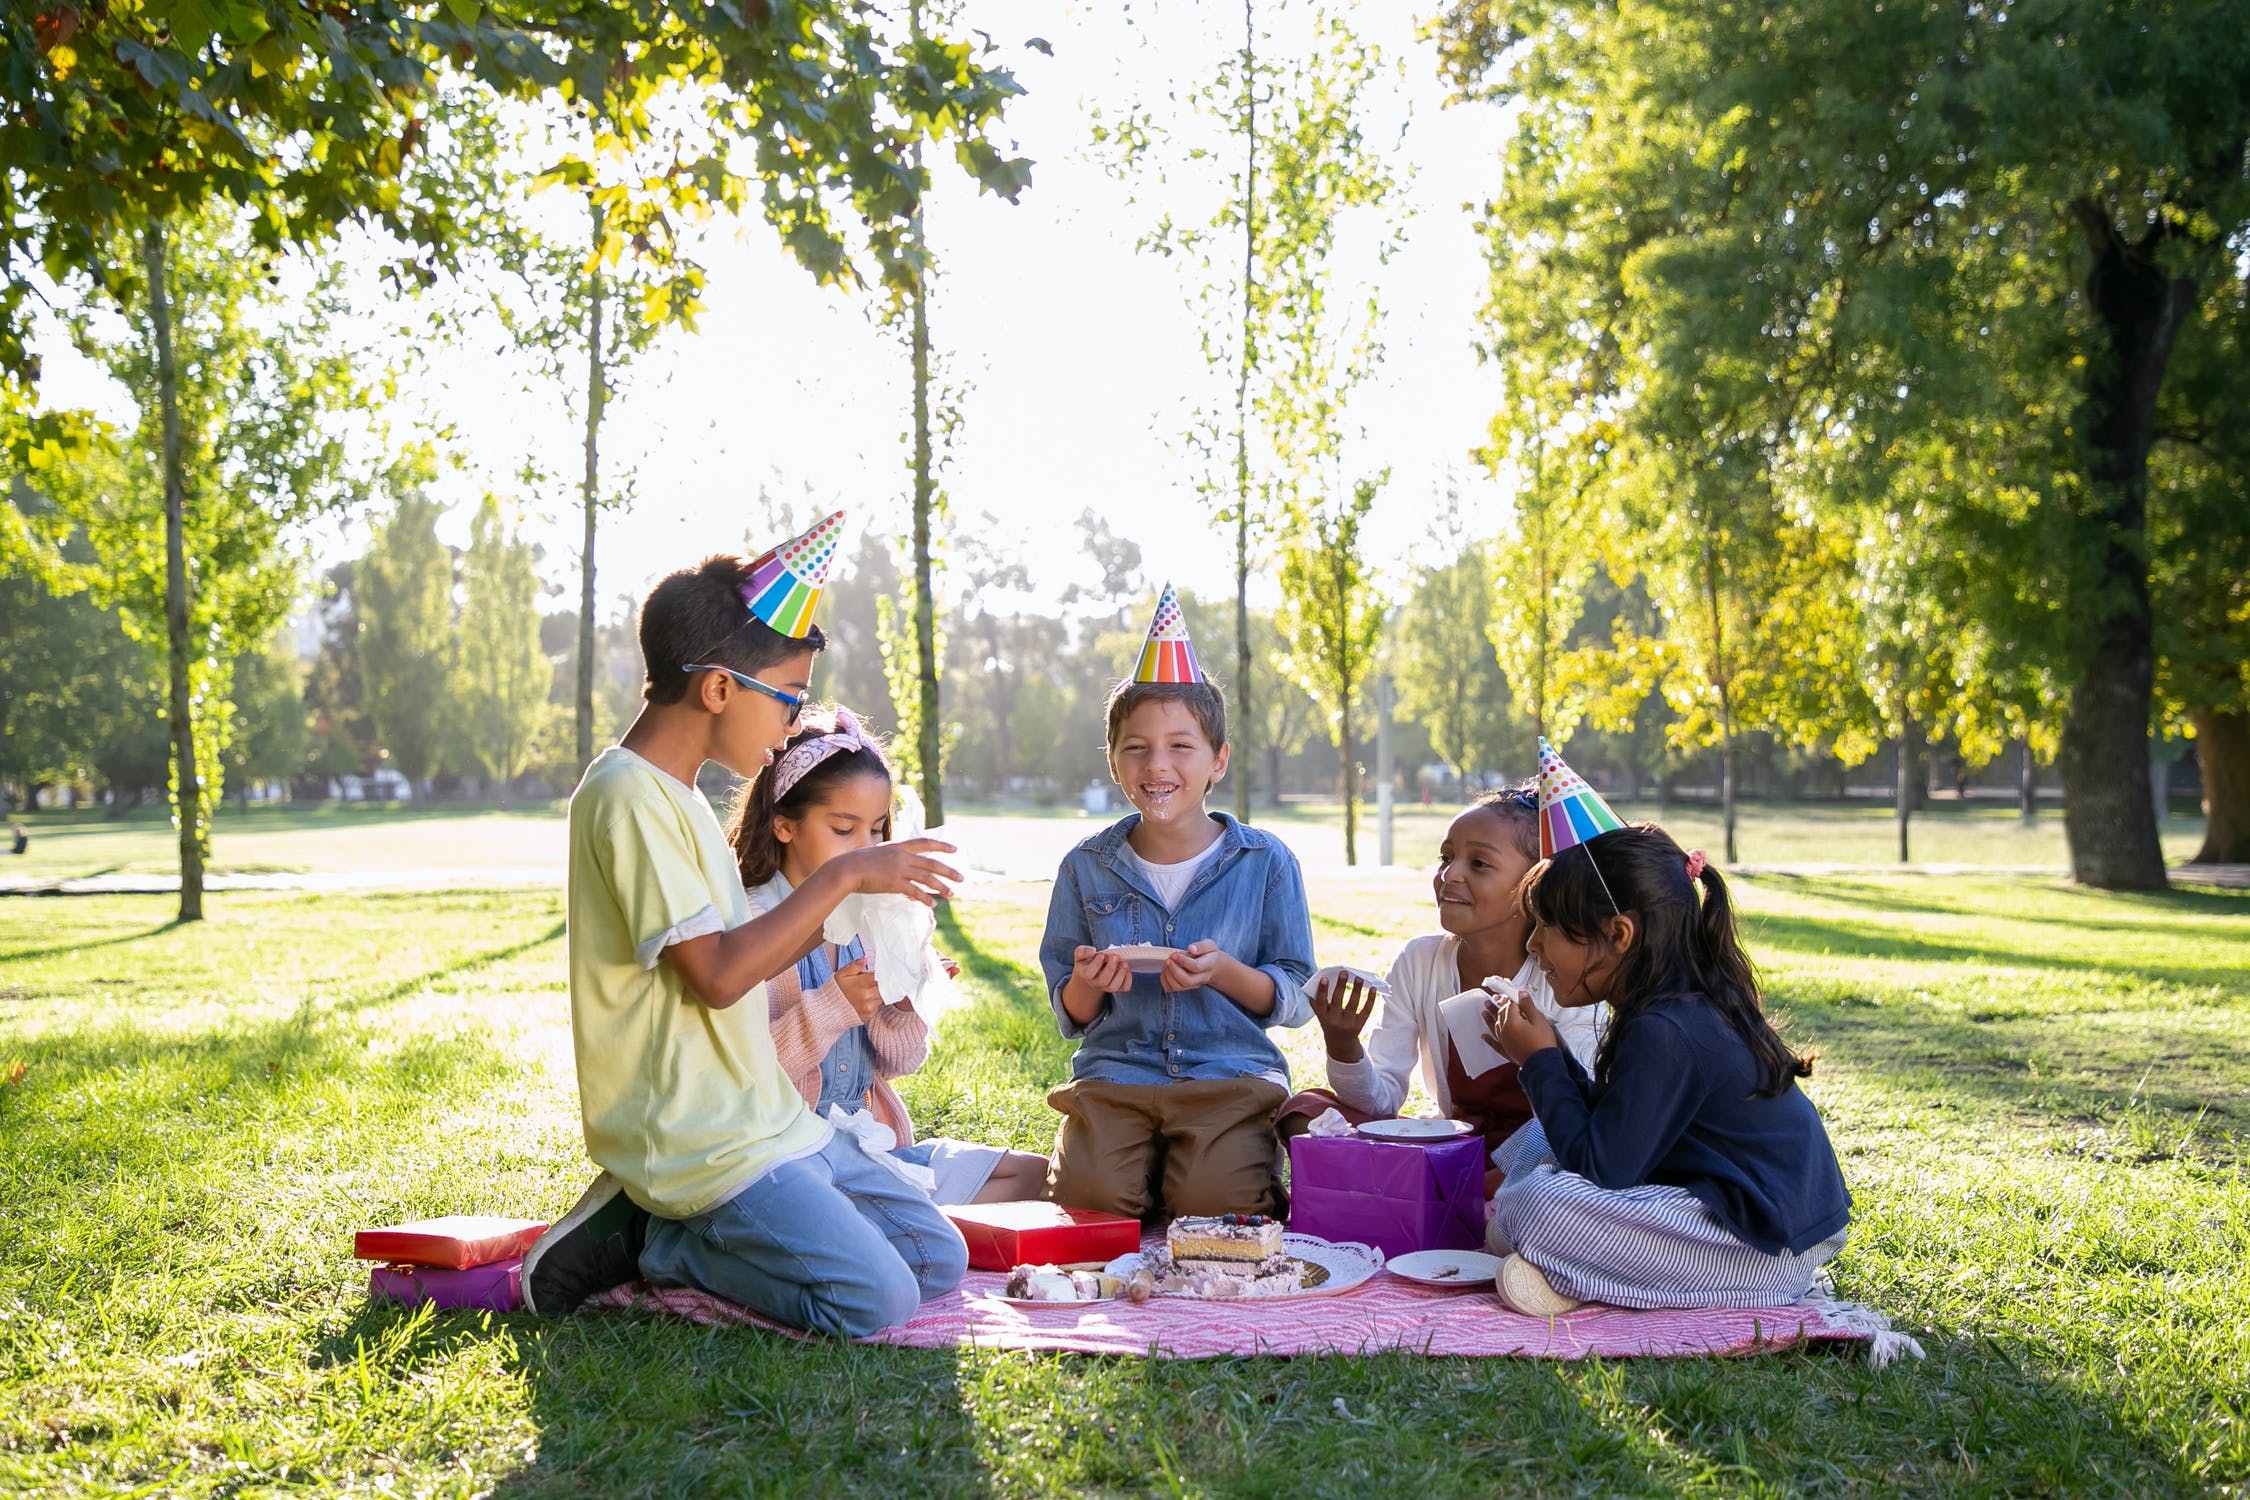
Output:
top-left (1287, 1132), bottom-right (1484, 1260)
top-left (943, 1202), bottom-right (1142, 1271)
top-left (369, 1256), bottom-right (523, 1313)
top-left (353, 1215), bottom-right (547, 1270)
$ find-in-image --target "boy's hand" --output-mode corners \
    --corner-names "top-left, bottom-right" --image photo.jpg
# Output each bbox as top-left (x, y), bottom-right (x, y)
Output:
top-left (1071, 945), bottom-right (1133, 996)
top-left (840, 838), bottom-right (961, 906)
top-left (1160, 939), bottom-right (1225, 993)
top-left (1489, 991), bottom-right (1559, 1066)
top-left (834, 957), bottom-right (884, 1022)
top-left (1309, 972), bottom-right (1379, 1058)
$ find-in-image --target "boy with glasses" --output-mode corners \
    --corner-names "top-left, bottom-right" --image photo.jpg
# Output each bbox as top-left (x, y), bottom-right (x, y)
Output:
top-left (524, 515), bottom-right (970, 1336)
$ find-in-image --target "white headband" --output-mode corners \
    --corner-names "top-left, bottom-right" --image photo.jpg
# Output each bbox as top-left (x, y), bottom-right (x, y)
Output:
top-left (771, 707), bottom-right (883, 801)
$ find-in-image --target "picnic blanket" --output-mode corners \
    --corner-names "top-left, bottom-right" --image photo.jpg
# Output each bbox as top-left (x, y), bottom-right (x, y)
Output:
top-left (591, 1243), bottom-right (1921, 1363)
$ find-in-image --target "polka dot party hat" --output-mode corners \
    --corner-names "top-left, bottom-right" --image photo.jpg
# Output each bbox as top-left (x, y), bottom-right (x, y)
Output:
top-left (1535, 736), bottom-right (1625, 860)
top-left (739, 510), bottom-right (845, 639)
top-left (1133, 583), bottom-right (1205, 684)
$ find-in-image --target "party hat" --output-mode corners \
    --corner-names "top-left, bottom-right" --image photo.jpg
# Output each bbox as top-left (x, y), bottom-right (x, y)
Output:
top-left (740, 510), bottom-right (844, 639)
top-left (1133, 583), bottom-right (1205, 684)
top-left (1535, 736), bottom-right (1625, 860)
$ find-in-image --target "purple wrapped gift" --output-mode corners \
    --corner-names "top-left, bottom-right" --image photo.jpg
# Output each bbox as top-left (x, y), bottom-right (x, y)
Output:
top-left (1287, 1132), bottom-right (1484, 1260)
top-left (369, 1255), bottom-right (523, 1313)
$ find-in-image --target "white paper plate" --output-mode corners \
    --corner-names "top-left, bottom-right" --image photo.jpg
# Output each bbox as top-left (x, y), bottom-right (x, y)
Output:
top-left (1104, 1233), bottom-right (1384, 1301)
top-left (1311, 964), bottom-right (1390, 997)
top-left (1357, 1116), bottom-right (1476, 1141)
top-left (1105, 943), bottom-right (1181, 975)
top-left (1387, 1249), bottom-right (1501, 1289)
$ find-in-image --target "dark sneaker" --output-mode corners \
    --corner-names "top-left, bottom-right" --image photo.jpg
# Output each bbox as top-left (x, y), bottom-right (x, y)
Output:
top-left (522, 1172), bottom-right (649, 1317)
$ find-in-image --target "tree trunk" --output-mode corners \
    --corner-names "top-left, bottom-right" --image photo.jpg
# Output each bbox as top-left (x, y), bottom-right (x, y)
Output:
top-left (1895, 713), bottom-right (1915, 865)
top-left (144, 223), bottom-right (202, 923)
top-left (1266, 742), bottom-right (1283, 809)
top-left (1341, 689), bottom-right (1357, 866)
top-left (2018, 736), bottom-right (2037, 820)
top-left (2190, 707), bottom-right (2250, 864)
top-left (907, 60), bottom-right (944, 827)
top-left (2059, 203), bottom-right (2184, 890)
top-left (577, 203), bottom-right (606, 775)
top-left (1232, 0), bottom-right (1257, 825)
top-left (1718, 712), bottom-right (1738, 866)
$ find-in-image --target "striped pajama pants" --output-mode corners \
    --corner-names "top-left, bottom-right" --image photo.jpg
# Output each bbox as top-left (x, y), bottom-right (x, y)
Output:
top-left (1485, 1119), bottom-right (1846, 1310)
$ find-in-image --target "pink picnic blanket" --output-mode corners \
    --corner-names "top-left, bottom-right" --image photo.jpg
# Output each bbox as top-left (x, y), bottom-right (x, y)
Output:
top-left (591, 1251), bottom-right (1903, 1361)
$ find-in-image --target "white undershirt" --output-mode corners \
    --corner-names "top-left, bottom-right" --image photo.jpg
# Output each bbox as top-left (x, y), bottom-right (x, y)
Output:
top-left (1130, 836), bottom-right (1225, 912)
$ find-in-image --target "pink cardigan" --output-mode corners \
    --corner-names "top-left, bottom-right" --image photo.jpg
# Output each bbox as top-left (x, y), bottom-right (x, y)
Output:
top-left (765, 952), bottom-right (931, 1147)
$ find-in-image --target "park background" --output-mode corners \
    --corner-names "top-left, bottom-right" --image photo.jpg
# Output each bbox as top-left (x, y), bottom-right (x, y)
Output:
top-left (2, 0), bottom-right (2247, 1495)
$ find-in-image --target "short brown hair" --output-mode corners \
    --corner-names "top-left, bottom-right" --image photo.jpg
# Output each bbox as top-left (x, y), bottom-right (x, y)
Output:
top-left (1104, 679), bottom-right (1228, 752)
top-left (639, 554), bottom-right (826, 705)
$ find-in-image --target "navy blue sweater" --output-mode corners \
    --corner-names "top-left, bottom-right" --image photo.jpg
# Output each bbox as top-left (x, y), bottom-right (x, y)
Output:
top-left (1517, 994), bottom-right (1850, 1255)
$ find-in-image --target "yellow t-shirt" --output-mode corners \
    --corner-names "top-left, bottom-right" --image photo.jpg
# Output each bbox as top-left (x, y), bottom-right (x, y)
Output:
top-left (565, 746), bottom-right (829, 1218)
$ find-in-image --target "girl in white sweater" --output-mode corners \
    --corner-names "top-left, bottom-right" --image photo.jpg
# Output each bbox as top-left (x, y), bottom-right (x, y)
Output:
top-left (1280, 787), bottom-right (1605, 1192)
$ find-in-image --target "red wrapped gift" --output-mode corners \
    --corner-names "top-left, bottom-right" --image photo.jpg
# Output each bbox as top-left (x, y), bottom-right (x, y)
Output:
top-left (353, 1215), bottom-right (547, 1270)
top-left (943, 1202), bottom-right (1142, 1271)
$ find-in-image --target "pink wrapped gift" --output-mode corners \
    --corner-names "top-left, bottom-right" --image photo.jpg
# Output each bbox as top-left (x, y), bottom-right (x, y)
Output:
top-left (1286, 1132), bottom-right (1484, 1260)
top-left (368, 1256), bottom-right (523, 1313)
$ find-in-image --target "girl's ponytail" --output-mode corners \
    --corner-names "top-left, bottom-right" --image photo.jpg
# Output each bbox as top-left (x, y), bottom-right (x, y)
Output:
top-left (1691, 862), bottom-right (1809, 1094)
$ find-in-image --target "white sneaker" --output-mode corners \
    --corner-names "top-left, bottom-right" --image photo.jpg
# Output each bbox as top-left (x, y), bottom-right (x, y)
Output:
top-left (1494, 1253), bottom-right (1584, 1317)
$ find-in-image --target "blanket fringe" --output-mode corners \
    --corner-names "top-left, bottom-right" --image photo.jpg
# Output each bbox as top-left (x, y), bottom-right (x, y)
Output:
top-left (1807, 1289), bottom-right (1925, 1367)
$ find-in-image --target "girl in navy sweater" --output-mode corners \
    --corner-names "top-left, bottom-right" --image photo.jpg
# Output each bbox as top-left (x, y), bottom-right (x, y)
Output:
top-left (1484, 822), bottom-right (1851, 1316)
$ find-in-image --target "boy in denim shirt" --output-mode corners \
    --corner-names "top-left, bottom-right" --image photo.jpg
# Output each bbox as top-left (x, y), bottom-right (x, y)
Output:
top-left (1039, 586), bottom-right (1314, 1218)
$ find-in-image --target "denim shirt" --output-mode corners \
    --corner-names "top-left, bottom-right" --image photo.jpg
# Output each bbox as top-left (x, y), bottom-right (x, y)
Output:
top-left (1038, 812), bottom-right (1315, 1087)
top-left (752, 872), bottom-right (874, 1115)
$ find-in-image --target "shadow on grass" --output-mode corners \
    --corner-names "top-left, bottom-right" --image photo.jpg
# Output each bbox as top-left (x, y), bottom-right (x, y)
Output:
top-left (1761, 873), bottom-right (2250, 933)
top-left (0, 913), bottom-right (179, 966)
top-left (1746, 907), bottom-right (2246, 992)
top-left (332, 919), bottom-right (567, 1015)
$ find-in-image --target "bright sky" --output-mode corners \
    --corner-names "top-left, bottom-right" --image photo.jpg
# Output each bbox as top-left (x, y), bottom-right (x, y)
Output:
top-left (38, 2), bottom-right (1518, 628)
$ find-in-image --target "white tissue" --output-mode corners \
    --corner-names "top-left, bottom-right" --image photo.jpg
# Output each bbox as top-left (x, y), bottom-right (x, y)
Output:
top-left (824, 891), bottom-right (940, 1005)
top-left (1307, 1107), bottom-right (1355, 1138)
top-left (1438, 988), bottom-right (1512, 1080)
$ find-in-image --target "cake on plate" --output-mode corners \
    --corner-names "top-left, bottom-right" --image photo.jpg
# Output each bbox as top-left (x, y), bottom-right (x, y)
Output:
top-left (1145, 1215), bottom-right (1305, 1298)
top-left (1003, 1263), bottom-right (1111, 1302)
top-left (1166, 1213), bottom-right (1283, 1272)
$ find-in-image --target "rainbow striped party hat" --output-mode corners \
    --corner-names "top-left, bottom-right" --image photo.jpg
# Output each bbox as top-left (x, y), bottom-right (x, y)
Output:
top-left (1133, 583), bottom-right (1205, 684)
top-left (1535, 736), bottom-right (1625, 860)
top-left (739, 510), bottom-right (844, 639)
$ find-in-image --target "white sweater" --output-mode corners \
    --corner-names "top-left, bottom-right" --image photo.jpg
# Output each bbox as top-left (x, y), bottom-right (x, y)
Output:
top-left (1322, 933), bottom-right (1606, 1125)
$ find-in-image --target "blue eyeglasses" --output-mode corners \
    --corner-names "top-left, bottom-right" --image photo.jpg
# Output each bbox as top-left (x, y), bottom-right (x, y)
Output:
top-left (679, 663), bottom-right (805, 724)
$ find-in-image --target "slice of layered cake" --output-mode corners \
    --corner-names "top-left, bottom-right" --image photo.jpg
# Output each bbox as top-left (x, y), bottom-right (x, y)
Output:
top-left (1150, 1214), bottom-right (1304, 1297)
top-left (1166, 1214), bottom-right (1284, 1274)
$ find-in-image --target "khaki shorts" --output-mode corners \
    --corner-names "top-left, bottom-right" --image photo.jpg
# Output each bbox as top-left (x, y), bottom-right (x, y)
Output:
top-left (1045, 1076), bottom-right (1288, 1220)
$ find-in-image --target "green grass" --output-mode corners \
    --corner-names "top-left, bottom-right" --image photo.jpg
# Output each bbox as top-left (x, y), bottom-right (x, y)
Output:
top-left (2, 873), bottom-right (2246, 1495)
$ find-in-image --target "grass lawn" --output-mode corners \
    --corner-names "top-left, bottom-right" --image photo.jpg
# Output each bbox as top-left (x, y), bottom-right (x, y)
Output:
top-left (3, 873), bottom-right (2246, 1495)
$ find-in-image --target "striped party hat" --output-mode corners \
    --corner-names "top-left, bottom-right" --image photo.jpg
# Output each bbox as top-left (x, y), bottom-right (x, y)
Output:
top-left (1133, 583), bottom-right (1205, 684)
top-left (1535, 736), bottom-right (1625, 860)
top-left (739, 510), bottom-right (844, 639)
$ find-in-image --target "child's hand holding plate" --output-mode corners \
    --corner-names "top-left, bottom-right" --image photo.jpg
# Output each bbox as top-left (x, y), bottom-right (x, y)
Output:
top-left (1103, 943), bottom-right (1180, 976)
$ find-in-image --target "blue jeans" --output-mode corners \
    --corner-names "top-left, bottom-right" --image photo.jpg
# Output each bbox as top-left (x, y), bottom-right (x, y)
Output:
top-left (638, 1131), bottom-right (968, 1337)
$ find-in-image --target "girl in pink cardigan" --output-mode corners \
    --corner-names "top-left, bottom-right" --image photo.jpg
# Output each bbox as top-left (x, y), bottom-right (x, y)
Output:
top-left (725, 708), bottom-right (1048, 1204)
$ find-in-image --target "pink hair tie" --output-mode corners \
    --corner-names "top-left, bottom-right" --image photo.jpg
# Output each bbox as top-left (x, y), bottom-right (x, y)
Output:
top-left (770, 707), bottom-right (883, 800)
top-left (1684, 849), bottom-right (1708, 881)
